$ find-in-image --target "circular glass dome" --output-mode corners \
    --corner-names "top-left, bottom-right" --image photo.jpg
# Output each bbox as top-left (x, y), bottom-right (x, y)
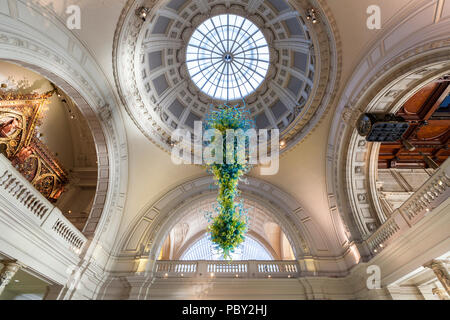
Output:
top-left (186, 14), bottom-right (270, 101)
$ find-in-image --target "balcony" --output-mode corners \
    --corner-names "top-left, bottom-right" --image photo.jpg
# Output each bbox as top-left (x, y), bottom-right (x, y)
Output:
top-left (367, 158), bottom-right (450, 255)
top-left (0, 154), bottom-right (87, 284)
top-left (154, 260), bottom-right (300, 278)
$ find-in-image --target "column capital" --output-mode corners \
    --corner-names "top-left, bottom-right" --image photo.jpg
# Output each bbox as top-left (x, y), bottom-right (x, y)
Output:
top-left (423, 259), bottom-right (450, 295)
top-left (0, 260), bottom-right (21, 277)
top-left (432, 287), bottom-right (450, 300)
top-left (0, 260), bottom-right (22, 295)
top-left (423, 259), bottom-right (447, 270)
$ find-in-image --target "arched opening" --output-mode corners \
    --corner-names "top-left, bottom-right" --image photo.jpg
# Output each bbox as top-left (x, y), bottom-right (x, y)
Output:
top-left (0, 61), bottom-right (98, 232)
top-left (331, 53), bottom-right (450, 240)
top-left (375, 76), bottom-right (450, 216)
top-left (157, 198), bottom-right (295, 261)
top-left (116, 176), bottom-right (315, 281)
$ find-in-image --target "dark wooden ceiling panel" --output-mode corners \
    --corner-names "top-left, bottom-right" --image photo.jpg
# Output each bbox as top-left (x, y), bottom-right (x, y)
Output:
top-left (378, 79), bottom-right (450, 169)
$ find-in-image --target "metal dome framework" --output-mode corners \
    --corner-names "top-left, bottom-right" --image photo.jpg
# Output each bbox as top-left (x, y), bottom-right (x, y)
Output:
top-left (186, 14), bottom-right (270, 101)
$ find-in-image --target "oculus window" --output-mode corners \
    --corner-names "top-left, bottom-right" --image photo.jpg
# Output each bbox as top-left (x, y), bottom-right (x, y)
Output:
top-left (186, 14), bottom-right (270, 101)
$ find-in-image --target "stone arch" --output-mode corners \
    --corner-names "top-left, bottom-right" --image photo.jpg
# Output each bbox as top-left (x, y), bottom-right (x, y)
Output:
top-left (117, 175), bottom-right (330, 272)
top-left (326, 0), bottom-right (450, 250)
top-left (155, 197), bottom-right (286, 261)
top-left (330, 51), bottom-right (450, 245)
top-left (0, 1), bottom-right (129, 256)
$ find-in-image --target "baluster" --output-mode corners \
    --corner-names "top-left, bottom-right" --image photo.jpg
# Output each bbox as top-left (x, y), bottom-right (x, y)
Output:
top-left (0, 171), bottom-right (9, 185)
top-left (11, 181), bottom-right (21, 196)
top-left (41, 207), bottom-right (49, 219)
top-left (17, 189), bottom-right (27, 202)
top-left (4, 177), bottom-right (15, 190)
top-left (35, 203), bottom-right (43, 217)
top-left (29, 199), bottom-right (38, 212)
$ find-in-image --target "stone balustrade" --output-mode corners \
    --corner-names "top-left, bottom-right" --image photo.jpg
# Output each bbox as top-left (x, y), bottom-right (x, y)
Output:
top-left (155, 260), bottom-right (300, 278)
top-left (367, 158), bottom-right (450, 254)
top-left (0, 154), bottom-right (87, 254)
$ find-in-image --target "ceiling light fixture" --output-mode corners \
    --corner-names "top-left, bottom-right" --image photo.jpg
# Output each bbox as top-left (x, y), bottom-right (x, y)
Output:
top-left (306, 8), bottom-right (319, 24)
top-left (136, 7), bottom-right (150, 21)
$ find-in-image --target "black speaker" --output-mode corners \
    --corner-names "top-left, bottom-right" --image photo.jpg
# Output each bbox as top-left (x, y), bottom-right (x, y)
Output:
top-left (357, 113), bottom-right (409, 142)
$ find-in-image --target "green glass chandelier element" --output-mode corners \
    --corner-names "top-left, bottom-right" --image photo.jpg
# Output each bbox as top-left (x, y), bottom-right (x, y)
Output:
top-left (204, 102), bottom-right (254, 260)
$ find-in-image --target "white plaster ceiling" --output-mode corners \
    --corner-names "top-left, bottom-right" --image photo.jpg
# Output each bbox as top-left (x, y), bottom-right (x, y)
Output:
top-left (21, 0), bottom-right (443, 259)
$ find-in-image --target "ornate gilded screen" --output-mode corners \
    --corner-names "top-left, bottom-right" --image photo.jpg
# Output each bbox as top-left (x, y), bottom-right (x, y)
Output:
top-left (0, 92), bottom-right (68, 202)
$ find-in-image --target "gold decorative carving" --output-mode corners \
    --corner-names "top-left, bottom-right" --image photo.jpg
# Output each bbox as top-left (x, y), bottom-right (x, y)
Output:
top-left (0, 91), bottom-right (68, 202)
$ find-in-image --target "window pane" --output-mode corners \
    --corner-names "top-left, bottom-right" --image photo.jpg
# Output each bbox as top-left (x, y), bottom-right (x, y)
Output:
top-left (186, 14), bottom-right (269, 101)
top-left (180, 234), bottom-right (273, 261)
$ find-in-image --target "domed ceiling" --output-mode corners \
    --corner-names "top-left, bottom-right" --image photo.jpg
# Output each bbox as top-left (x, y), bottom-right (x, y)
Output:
top-left (114, 0), bottom-right (339, 152)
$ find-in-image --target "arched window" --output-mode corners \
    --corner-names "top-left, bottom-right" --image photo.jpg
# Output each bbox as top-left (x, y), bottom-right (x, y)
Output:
top-left (180, 234), bottom-right (273, 261)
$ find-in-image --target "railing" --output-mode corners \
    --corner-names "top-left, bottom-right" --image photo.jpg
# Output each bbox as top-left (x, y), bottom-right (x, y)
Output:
top-left (257, 261), bottom-right (299, 274)
top-left (154, 260), bottom-right (300, 278)
top-left (0, 154), bottom-right (87, 254)
top-left (156, 261), bottom-right (197, 274)
top-left (367, 158), bottom-right (450, 254)
top-left (207, 261), bottom-right (248, 274)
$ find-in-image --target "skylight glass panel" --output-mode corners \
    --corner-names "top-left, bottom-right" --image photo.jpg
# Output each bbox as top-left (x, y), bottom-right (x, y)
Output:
top-left (186, 14), bottom-right (270, 101)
